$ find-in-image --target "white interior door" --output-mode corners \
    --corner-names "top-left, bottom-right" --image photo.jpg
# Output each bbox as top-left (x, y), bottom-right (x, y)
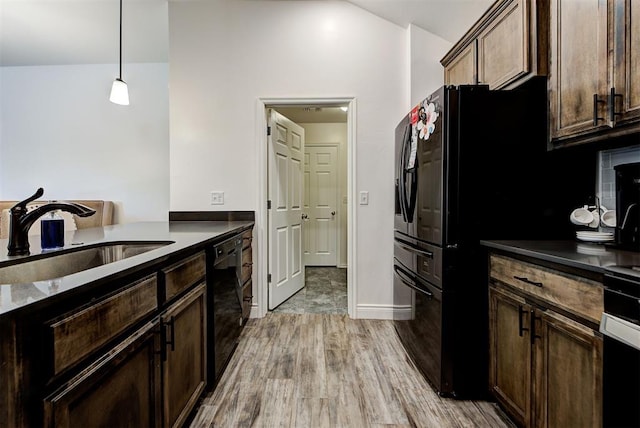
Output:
top-left (268, 110), bottom-right (305, 310)
top-left (303, 144), bottom-right (338, 266)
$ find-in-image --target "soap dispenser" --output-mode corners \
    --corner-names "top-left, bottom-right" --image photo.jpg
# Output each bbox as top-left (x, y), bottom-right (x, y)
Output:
top-left (41, 210), bottom-right (65, 250)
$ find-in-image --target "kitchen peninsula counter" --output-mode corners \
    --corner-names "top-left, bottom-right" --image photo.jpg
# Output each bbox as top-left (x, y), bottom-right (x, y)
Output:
top-left (0, 221), bottom-right (253, 317)
top-left (0, 220), bottom-right (254, 427)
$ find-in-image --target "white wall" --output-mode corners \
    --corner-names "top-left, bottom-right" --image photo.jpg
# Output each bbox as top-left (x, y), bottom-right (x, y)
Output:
top-left (409, 24), bottom-right (452, 106)
top-left (298, 122), bottom-right (348, 268)
top-left (0, 0), bottom-right (452, 319)
top-left (169, 0), bottom-right (409, 318)
top-left (0, 63), bottom-right (169, 223)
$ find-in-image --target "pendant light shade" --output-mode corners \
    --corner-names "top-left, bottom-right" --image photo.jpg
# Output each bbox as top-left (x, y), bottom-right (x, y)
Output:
top-left (110, 0), bottom-right (129, 105)
top-left (110, 78), bottom-right (129, 105)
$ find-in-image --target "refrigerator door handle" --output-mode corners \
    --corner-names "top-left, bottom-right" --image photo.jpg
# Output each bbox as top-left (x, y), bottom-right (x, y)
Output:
top-left (393, 264), bottom-right (434, 298)
top-left (400, 123), bottom-right (417, 223)
top-left (395, 237), bottom-right (434, 258)
top-left (406, 168), bottom-right (417, 223)
top-left (398, 125), bottom-right (408, 222)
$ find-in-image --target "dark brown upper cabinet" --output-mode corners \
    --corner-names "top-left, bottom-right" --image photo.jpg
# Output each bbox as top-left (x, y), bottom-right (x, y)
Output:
top-left (548, 0), bottom-right (639, 148)
top-left (442, 0), bottom-right (548, 90)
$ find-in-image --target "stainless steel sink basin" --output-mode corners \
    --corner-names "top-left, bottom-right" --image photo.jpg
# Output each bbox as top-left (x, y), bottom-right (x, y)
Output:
top-left (0, 241), bottom-right (173, 284)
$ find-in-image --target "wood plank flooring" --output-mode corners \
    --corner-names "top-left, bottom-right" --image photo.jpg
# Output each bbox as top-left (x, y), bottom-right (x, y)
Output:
top-left (190, 313), bottom-right (514, 428)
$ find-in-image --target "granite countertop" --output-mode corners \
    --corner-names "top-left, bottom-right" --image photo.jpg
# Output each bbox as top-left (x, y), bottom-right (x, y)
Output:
top-left (481, 240), bottom-right (640, 276)
top-left (0, 221), bottom-right (253, 317)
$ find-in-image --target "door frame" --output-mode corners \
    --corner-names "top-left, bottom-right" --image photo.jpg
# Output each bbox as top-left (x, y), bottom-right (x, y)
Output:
top-left (255, 97), bottom-right (357, 318)
top-left (304, 142), bottom-right (341, 268)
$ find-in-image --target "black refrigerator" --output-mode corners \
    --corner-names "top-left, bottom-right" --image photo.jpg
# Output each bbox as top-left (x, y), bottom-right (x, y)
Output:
top-left (393, 80), bottom-right (590, 398)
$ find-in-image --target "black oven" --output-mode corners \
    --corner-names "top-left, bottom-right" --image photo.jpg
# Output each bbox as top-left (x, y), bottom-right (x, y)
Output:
top-left (210, 235), bottom-right (243, 384)
top-left (600, 267), bottom-right (640, 428)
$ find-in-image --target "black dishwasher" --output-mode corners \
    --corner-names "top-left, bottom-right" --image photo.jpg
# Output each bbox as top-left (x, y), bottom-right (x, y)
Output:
top-left (600, 266), bottom-right (640, 428)
top-left (210, 235), bottom-right (243, 384)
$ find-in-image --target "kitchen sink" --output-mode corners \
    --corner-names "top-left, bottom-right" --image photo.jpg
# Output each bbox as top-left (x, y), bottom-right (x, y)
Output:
top-left (0, 241), bottom-right (173, 284)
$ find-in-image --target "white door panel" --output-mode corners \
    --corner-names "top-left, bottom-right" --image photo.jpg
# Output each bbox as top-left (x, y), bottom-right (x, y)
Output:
top-left (304, 144), bottom-right (338, 266)
top-left (268, 110), bottom-right (305, 310)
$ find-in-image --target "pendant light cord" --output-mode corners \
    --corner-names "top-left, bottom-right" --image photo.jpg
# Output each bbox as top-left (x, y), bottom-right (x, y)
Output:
top-left (118, 0), bottom-right (123, 80)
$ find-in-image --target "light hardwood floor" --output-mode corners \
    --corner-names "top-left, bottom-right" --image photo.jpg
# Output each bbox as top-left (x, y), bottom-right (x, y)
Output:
top-left (190, 313), bottom-right (513, 428)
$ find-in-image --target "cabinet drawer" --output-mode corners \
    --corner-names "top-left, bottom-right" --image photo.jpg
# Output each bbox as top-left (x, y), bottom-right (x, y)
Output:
top-left (49, 275), bottom-right (158, 376)
top-left (490, 255), bottom-right (603, 323)
top-left (163, 252), bottom-right (206, 301)
top-left (241, 248), bottom-right (252, 284)
top-left (241, 229), bottom-right (253, 250)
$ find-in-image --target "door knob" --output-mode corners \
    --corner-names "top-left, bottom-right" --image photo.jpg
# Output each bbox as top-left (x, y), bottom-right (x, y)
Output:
top-left (302, 213), bottom-right (308, 219)
top-left (331, 211), bottom-right (336, 216)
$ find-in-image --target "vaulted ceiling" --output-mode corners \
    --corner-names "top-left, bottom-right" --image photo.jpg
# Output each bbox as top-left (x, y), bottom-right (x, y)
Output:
top-left (0, 0), bottom-right (491, 67)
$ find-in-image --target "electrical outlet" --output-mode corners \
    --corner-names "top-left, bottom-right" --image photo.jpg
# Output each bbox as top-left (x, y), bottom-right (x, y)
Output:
top-left (359, 191), bottom-right (369, 205)
top-left (211, 191), bottom-right (224, 205)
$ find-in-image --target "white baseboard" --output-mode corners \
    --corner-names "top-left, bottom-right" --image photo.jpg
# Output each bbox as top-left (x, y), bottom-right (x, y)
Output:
top-left (355, 304), bottom-right (412, 320)
top-left (249, 304), bottom-right (261, 319)
top-left (251, 303), bottom-right (411, 320)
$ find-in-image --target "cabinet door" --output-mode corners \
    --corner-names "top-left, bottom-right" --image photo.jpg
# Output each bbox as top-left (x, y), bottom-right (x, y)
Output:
top-left (489, 286), bottom-right (532, 427)
top-left (549, 0), bottom-right (609, 141)
top-left (477, 0), bottom-right (528, 89)
top-left (533, 309), bottom-right (603, 428)
top-left (612, 0), bottom-right (640, 125)
top-left (44, 321), bottom-right (161, 428)
top-left (444, 42), bottom-right (476, 86)
top-left (161, 282), bottom-right (207, 428)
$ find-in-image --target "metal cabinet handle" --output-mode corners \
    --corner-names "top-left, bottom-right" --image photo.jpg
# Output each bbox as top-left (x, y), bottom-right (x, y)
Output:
top-left (518, 305), bottom-right (529, 337)
top-left (514, 276), bottom-right (543, 288)
top-left (609, 87), bottom-right (623, 122)
top-left (164, 316), bottom-right (175, 352)
top-left (530, 310), bottom-right (542, 344)
top-left (331, 211), bottom-right (336, 216)
top-left (593, 94), bottom-right (605, 126)
top-left (302, 213), bottom-right (308, 220)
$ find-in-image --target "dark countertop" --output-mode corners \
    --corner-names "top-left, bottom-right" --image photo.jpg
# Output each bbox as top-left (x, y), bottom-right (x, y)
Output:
top-left (481, 240), bottom-right (640, 276)
top-left (0, 221), bottom-right (253, 317)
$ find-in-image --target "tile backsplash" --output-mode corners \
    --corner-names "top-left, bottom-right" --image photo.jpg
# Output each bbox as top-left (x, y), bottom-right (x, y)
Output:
top-left (598, 144), bottom-right (640, 211)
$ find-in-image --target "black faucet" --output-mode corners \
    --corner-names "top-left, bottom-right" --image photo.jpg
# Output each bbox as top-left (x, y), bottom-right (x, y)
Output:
top-left (7, 188), bottom-right (96, 256)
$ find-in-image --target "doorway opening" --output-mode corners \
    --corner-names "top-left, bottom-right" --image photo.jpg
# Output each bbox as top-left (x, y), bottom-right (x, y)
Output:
top-left (255, 97), bottom-right (357, 318)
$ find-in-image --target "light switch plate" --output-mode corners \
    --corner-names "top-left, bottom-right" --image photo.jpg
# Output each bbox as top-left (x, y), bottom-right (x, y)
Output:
top-left (211, 191), bottom-right (224, 205)
top-left (359, 191), bottom-right (369, 205)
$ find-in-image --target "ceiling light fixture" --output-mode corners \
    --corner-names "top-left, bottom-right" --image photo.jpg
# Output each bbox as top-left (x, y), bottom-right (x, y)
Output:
top-left (109, 0), bottom-right (129, 105)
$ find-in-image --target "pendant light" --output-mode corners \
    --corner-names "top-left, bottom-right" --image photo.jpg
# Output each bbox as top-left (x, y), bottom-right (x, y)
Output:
top-left (109, 0), bottom-right (129, 105)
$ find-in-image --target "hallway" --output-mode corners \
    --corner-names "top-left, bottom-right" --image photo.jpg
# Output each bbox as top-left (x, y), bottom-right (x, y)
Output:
top-left (272, 267), bottom-right (348, 315)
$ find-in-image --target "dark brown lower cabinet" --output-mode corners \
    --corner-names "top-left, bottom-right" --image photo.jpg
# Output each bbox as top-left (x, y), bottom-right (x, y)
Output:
top-left (533, 309), bottom-right (602, 428)
top-left (44, 320), bottom-right (162, 428)
top-left (489, 285), bottom-right (603, 428)
top-left (489, 287), bottom-right (532, 427)
top-left (162, 283), bottom-right (207, 428)
top-left (44, 282), bottom-right (207, 428)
